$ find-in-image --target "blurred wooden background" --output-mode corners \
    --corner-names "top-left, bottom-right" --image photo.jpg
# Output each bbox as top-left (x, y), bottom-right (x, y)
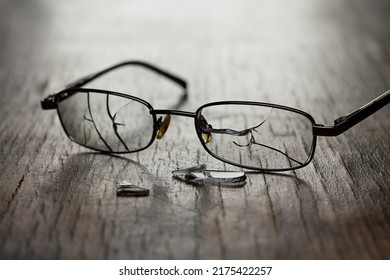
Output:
top-left (0, 0), bottom-right (389, 259)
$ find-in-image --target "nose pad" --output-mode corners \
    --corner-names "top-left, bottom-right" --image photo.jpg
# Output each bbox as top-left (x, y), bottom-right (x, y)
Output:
top-left (199, 114), bottom-right (212, 144)
top-left (202, 131), bottom-right (212, 144)
top-left (156, 115), bottom-right (171, 139)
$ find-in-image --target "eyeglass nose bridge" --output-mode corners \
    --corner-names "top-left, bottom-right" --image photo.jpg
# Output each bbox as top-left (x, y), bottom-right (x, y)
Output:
top-left (156, 114), bottom-right (171, 139)
top-left (152, 109), bottom-right (198, 140)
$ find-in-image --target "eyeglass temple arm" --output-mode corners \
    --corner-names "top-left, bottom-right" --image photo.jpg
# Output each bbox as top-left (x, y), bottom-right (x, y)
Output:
top-left (65, 60), bottom-right (187, 89)
top-left (313, 89), bottom-right (390, 136)
top-left (41, 60), bottom-right (187, 109)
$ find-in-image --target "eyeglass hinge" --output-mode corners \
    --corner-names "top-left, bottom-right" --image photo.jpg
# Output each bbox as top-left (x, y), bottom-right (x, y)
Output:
top-left (313, 123), bottom-right (346, 136)
top-left (41, 95), bottom-right (58, 110)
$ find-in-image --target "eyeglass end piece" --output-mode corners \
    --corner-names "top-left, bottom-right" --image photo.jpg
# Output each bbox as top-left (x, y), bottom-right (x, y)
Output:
top-left (41, 95), bottom-right (57, 110)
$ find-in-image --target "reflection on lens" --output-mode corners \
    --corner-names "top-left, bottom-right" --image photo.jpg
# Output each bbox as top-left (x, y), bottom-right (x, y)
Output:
top-left (58, 91), bottom-right (154, 152)
top-left (197, 103), bottom-right (315, 170)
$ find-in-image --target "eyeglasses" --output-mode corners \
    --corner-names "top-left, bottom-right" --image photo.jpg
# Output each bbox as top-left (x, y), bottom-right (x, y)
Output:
top-left (41, 61), bottom-right (390, 172)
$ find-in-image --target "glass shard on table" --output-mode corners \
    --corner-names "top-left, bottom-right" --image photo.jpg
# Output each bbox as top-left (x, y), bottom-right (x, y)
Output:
top-left (172, 164), bottom-right (246, 187)
top-left (116, 181), bottom-right (150, 197)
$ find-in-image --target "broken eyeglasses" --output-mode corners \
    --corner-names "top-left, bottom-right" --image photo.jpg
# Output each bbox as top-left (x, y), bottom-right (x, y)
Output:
top-left (41, 61), bottom-right (390, 171)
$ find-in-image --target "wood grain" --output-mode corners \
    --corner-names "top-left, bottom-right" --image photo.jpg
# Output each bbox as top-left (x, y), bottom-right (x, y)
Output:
top-left (0, 0), bottom-right (389, 259)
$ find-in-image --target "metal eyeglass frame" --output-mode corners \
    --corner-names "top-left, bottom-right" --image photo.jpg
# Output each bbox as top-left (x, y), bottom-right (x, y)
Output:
top-left (41, 60), bottom-right (390, 171)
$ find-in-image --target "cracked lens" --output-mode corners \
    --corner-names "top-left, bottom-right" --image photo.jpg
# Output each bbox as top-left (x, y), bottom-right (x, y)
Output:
top-left (58, 91), bottom-right (155, 152)
top-left (199, 104), bottom-right (313, 169)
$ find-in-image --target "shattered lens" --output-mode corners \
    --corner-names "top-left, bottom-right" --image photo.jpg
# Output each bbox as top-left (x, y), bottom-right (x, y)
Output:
top-left (57, 91), bottom-right (155, 152)
top-left (197, 104), bottom-right (315, 170)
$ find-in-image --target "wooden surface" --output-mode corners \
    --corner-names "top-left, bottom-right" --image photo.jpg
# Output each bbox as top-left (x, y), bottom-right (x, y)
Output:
top-left (0, 0), bottom-right (389, 259)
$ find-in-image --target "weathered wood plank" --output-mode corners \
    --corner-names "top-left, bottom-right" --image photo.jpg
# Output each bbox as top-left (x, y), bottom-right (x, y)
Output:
top-left (0, 0), bottom-right (389, 259)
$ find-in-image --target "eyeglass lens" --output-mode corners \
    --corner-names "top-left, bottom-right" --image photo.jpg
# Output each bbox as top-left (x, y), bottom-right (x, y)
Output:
top-left (196, 104), bottom-right (315, 170)
top-left (57, 91), bottom-right (155, 153)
